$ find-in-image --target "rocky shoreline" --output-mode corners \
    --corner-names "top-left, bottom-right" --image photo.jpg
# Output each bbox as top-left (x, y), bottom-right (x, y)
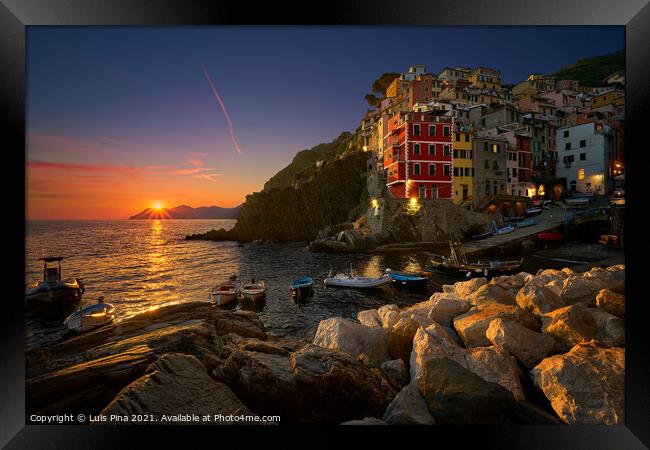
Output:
top-left (26, 264), bottom-right (624, 425)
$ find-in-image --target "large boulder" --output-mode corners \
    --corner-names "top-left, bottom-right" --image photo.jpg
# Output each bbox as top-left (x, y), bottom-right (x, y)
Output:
top-left (530, 342), bottom-right (624, 425)
top-left (558, 267), bottom-right (625, 306)
top-left (490, 272), bottom-right (530, 292)
top-left (596, 289), bottom-right (625, 318)
top-left (382, 382), bottom-right (435, 425)
top-left (377, 304), bottom-right (402, 329)
top-left (427, 292), bottom-right (471, 326)
top-left (100, 353), bottom-right (252, 424)
top-left (214, 309), bottom-right (267, 340)
top-left (467, 283), bottom-right (517, 306)
top-left (214, 339), bottom-right (394, 424)
top-left (541, 304), bottom-right (624, 352)
top-left (417, 358), bottom-right (516, 424)
top-left (313, 317), bottom-right (390, 366)
top-left (380, 359), bottom-right (409, 390)
top-left (388, 317), bottom-right (420, 366)
top-left (605, 264), bottom-right (625, 285)
top-left (357, 309), bottom-right (382, 327)
top-left (516, 284), bottom-right (564, 315)
top-left (410, 325), bottom-right (525, 400)
top-left (453, 302), bottom-right (539, 348)
top-left (449, 277), bottom-right (487, 298)
top-left (486, 318), bottom-right (556, 368)
top-left (401, 298), bottom-right (437, 323)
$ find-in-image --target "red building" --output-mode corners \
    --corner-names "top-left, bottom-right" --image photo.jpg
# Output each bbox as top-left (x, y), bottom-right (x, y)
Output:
top-left (383, 111), bottom-right (454, 199)
top-left (516, 134), bottom-right (532, 183)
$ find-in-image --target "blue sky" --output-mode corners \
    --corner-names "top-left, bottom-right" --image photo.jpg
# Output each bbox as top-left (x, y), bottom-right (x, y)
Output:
top-left (26, 26), bottom-right (623, 218)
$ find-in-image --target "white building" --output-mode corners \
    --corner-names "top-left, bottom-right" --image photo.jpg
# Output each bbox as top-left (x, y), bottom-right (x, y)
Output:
top-left (556, 122), bottom-right (614, 195)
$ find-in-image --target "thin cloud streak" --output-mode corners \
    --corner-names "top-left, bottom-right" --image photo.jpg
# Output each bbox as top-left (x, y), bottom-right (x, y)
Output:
top-left (202, 65), bottom-right (244, 156)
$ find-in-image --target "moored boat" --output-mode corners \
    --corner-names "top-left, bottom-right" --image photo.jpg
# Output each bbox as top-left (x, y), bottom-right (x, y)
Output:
top-left (290, 276), bottom-right (314, 302)
top-left (240, 279), bottom-right (268, 301)
top-left (384, 269), bottom-right (429, 289)
top-left (324, 271), bottom-right (393, 289)
top-left (210, 275), bottom-right (239, 306)
top-left (25, 257), bottom-right (84, 305)
top-left (428, 242), bottom-right (523, 278)
top-left (63, 297), bottom-right (115, 333)
top-left (471, 230), bottom-right (493, 240)
top-left (495, 225), bottom-right (515, 235)
top-left (524, 207), bottom-right (543, 217)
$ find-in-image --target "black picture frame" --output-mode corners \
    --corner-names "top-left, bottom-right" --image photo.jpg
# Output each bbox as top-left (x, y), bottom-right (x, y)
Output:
top-left (2, 1), bottom-right (649, 448)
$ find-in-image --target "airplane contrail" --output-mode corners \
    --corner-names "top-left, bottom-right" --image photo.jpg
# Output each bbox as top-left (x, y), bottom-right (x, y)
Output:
top-left (201, 65), bottom-right (243, 156)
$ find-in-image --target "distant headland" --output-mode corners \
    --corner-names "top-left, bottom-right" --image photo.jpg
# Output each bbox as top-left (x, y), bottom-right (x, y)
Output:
top-left (129, 204), bottom-right (242, 220)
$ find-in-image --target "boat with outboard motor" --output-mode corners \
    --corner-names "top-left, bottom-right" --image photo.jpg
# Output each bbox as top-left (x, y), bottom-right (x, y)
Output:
top-left (240, 279), bottom-right (268, 301)
top-left (210, 274), bottom-right (239, 306)
top-left (324, 266), bottom-right (393, 289)
top-left (290, 276), bottom-right (314, 302)
top-left (428, 242), bottom-right (523, 278)
top-left (384, 269), bottom-right (429, 289)
top-left (25, 257), bottom-right (84, 304)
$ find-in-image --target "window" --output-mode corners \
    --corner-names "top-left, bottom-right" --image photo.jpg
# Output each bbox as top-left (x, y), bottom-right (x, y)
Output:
top-left (465, 134), bottom-right (470, 142)
top-left (494, 184), bottom-right (498, 195)
top-left (428, 144), bottom-right (435, 155)
top-left (578, 168), bottom-right (585, 181)
top-left (413, 163), bottom-right (421, 175)
top-left (414, 143), bottom-right (420, 156)
top-left (486, 180), bottom-right (490, 193)
top-left (429, 164), bottom-right (436, 175)
top-left (468, 150), bottom-right (473, 159)
top-left (512, 168), bottom-right (517, 177)
top-left (493, 161), bottom-right (499, 170)
top-left (414, 124), bottom-right (421, 136)
top-left (580, 153), bottom-right (586, 160)
top-left (453, 167), bottom-right (458, 176)
top-left (443, 126), bottom-right (450, 136)
top-left (428, 125), bottom-right (435, 136)
top-left (444, 145), bottom-right (451, 156)
top-left (484, 160), bottom-right (490, 169)
top-left (455, 132), bottom-right (460, 141)
top-left (444, 164), bottom-right (450, 176)
top-left (454, 150), bottom-right (459, 158)
top-left (419, 185), bottom-right (426, 198)
top-left (481, 118), bottom-right (486, 126)
top-left (580, 139), bottom-right (586, 148)
top-left (565, 142), bottom-right (571, 150)
top-left (483, 142), bottom-right (488, 152)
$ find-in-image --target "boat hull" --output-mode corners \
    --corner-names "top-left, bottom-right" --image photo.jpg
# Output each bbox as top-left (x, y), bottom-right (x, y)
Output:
top-left (388, 274), bottom-right (429, 289)
top-left (324, 276), bottom-right (393, 289)
top-left (64, 303), bottom-right (115, 333)
top-left (429, 259), bottom-right (523, 278)
top-left (212, 292), bottom-right (238, 306)
top-left (290, 285), bottom-right (313, 302)
top-left (241, 291), bottom-right (266, 301)
top-left (25, 279), bottom-right (83, 304)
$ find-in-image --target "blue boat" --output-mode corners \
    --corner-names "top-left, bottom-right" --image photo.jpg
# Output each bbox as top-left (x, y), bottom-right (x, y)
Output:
top-left (471, 231), bottom-right (493, 240)
top-left (290, 276), bottom-right (313, 302)
top-left (385, 270), bottom-right (429, 289)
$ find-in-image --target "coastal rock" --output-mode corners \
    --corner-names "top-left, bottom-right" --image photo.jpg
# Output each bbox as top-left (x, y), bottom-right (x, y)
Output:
top-left (357, 309), bottom-right (382, 327)
top-left (486, 318), bottom-right (556, 368)
top-left (215, 339), bottom-right (394, 424)
top-left (450, 277), bottom-right (487, 298)
top-left (214, 310), bottom-right (267, 340)
top-left (387, 317), bottom-right (420, 366)
top-left (340, 417), bottom-right (387, 425)
top-left (100, 353), bottom-right (252, 424)
top-left (380, 359), bottom-right (409, 390)
top-left (313, 317), bottom-right (390, 366)
top-left (467, 283), bottom-right (517, 306)
top-left (516, 284), bottom-right (564, 315)
top-left (410, 325), bottom-right (525, 400)
top-left (401, 298), bottom-right (437, 323)
top-left (490, 272), bottom-right (530, 292)
top-left (541, 304), bottom-right (624, 351)
top-left (530, 342), bottom-right (624, 424)
top-left (453, 302), bottom-right (539, 348)
top-left (605, 264), bottom-right (625, 284)
top-left (559, 268), bottom-right (625, 306)
top-left (427, 292), bottom-right (471, 326)
top-left (377, 304), bottom-right (402, 329)
top-left (541, 304), bottom-right (597, 352)
top-left (382, 382), bottom-right (436, 425)
top-left (417, 358), bottom-right (516, 424)
top-left (595, 289), bottom-right (625, 318)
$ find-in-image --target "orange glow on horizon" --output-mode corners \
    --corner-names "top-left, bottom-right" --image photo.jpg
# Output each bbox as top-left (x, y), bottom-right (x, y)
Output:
top-left (152, 202), bottom-right (163, 210)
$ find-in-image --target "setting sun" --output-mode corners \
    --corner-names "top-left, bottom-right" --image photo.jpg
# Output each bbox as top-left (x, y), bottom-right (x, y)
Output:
top-left (152, 202), bottom-right (163, 210)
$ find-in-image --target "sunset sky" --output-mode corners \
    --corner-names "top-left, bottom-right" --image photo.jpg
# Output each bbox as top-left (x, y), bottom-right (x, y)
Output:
top-left (27, 26), bottom-right (623, 219)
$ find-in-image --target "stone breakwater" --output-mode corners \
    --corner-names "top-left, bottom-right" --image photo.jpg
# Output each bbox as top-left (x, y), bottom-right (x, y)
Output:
top-left (26, 264), bottom-right (624, 425)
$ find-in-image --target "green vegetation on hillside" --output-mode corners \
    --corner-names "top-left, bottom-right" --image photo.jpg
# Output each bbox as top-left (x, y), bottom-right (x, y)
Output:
top-left (554, 50), bottom-right (624, 86)
top-left (365, 72), bottom-right (399, 108)
top-left (263, 131), bottom-right (355, 192)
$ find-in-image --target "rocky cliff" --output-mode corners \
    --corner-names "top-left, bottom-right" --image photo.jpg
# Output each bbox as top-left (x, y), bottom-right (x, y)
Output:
top-left (187, 148), bottom-right (369, 242)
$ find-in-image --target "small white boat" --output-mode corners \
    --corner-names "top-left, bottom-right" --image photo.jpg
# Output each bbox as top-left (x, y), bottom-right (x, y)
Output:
top-left (210, 275), bottom-right (239, 306)
top-left (324, 272), bottom-right (393, 289)
top-left (63, 297), bottom-right (115, 333)
top-left (240, 279), bottom-right (267, 301)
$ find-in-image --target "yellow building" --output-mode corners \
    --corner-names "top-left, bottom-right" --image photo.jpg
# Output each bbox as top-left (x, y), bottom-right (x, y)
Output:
top-left (469, 67), bottom-right (501, 90)
top-left (453, 125), bottom-right (474, 207)
top-left (591, 90), bottom-right (625, 108)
